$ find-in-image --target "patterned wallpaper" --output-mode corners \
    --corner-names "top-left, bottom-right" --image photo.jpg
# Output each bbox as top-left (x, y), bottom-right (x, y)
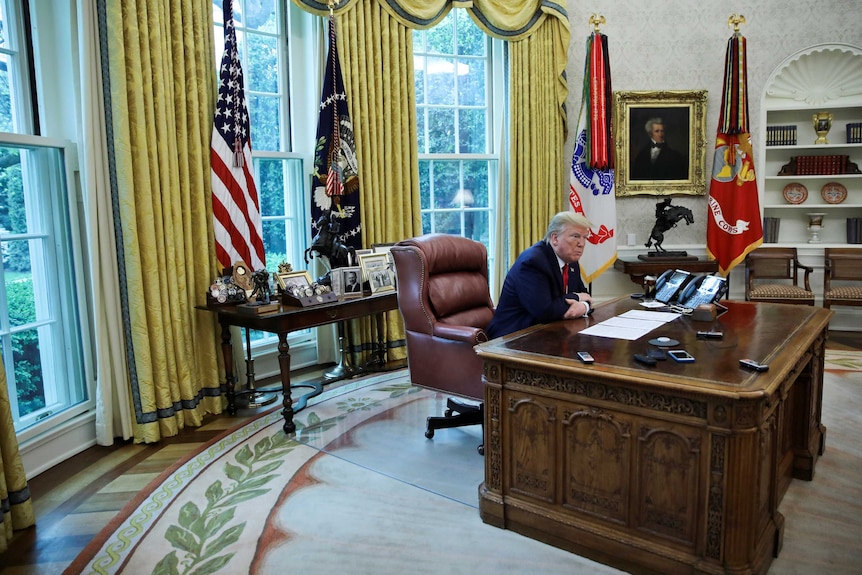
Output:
top-left (564, 0), bottom-right (862, 248)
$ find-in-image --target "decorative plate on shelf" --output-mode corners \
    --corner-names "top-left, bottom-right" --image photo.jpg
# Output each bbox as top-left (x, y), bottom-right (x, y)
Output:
top-left (820, 182), bottom-right (847, 204)
top-left (782, 182), bottom-right (808, 204)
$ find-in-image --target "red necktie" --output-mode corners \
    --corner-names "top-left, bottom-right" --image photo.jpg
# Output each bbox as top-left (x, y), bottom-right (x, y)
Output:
top-left (562, 264), bottom-right (568, 292)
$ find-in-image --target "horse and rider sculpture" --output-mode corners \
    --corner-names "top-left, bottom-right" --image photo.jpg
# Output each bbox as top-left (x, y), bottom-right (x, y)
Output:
top-left (645, 197), bottom-right (694, 253)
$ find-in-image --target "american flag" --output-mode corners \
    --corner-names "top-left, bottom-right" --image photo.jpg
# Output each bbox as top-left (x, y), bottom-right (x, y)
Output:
top-left (211, 0), bottom-right (265, 271)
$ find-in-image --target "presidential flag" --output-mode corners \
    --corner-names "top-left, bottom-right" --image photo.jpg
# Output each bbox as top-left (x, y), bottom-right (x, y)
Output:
top-left (569, 32), bottom-right (616, 284)
top-left (211, 0), bottom-right (265, 271)
top-left (706, 31), bottom-right (762, 276)
top-left (311, 12), bottom-right (361, 250)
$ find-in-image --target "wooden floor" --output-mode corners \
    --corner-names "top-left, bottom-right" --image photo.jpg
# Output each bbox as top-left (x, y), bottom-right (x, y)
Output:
top-left (2, 332), bottom-right (861, 575)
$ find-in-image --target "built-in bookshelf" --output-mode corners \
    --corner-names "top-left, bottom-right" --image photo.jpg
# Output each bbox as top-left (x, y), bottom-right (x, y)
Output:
top-left (760, 43), bottom-right (862, 247)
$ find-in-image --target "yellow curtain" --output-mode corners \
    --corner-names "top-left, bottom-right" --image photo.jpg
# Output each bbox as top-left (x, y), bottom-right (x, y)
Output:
top-left (102, 0), bottom-right (224, 443)
top-left (0, 356), bottom-right (35, 552)
top-left (339, 2), bottom-right (422, 363)
top-left (293, 0), bottom-right (570, 263)
top-left (506, 18), bottom-right (569, 256)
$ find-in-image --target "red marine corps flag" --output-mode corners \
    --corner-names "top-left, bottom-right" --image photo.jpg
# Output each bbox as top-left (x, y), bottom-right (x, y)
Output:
top-left (211, 0), bottom-right (265, 271)
top-left (569, 25), bottom-right (616, 284)
top-left (706, 19), bottom-right (762, 276)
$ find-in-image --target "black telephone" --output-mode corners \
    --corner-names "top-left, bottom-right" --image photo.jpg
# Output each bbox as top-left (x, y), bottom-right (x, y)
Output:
top-left (652, 269), bottom-right (693, 304)
top-left (676, 274), bottom-right (728, 309)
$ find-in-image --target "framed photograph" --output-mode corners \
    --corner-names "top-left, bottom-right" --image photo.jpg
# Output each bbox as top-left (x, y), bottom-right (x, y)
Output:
top-left (340, 266), bottom-right (364, 298)
top-left (613, 90), bottom-right (708, 196)
top-left (371, 242), bottom-right (397, 271)
top-left (358, 252), bottom-right (395, 294)
top-left (276, 270), bottom-right (312, 293)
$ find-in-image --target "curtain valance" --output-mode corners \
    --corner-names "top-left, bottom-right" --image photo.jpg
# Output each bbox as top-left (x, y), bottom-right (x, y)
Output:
top-left (290, 0), bottom-right (567, 39)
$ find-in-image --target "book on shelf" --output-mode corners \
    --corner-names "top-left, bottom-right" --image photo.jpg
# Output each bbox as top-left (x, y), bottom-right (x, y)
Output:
top-left (847, 122), bottom-right (862, 144)
top-left (766, 125), bottom-right (797, 146)
top-left (763, 217), bottom-right (781, 243)
top-left (778, 154), bottom-right (860, 176)
top-left (848, 218), bottom-right (862, 244)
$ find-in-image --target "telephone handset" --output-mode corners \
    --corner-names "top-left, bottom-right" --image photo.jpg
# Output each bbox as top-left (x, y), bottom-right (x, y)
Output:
top-left (676, 274), bottom-right (728, 309)
top-left (653, 269), bottom-right (693, 304)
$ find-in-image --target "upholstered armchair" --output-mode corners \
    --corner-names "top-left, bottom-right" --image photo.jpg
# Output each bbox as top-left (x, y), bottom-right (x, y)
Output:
top-left (391, 234), bottom-right (495, 454)
top-left (744, 247), bottom-right (815, 305)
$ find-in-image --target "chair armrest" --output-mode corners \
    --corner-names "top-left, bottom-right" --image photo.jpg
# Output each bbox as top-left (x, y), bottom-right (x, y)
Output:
top-left (795, 259), bottom-right (813, 291)
top-left (433, 323), bottom-right (488, 345)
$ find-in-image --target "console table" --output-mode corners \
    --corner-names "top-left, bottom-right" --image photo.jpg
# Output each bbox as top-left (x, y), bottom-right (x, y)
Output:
top-left (615, 256), bottom-right (719, 287)
top-left (200, 292), bottom-right (398, 434)
top-left (477, 298), bottom-right (832, 575)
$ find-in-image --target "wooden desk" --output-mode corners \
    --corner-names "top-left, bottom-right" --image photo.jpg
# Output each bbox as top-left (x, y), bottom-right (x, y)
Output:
top-left (477, 298), bottom-right (832, 575)
top-left (200, 292), bottom-right (398, 434)
top-left (615, 256), bottom-right (719, 286)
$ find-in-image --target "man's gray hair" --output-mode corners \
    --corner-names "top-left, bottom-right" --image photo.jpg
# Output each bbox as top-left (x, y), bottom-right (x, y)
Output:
top-left (544, 211), bottom-right (593, 242)
top-left (645, 117), bottom-right (664, 133)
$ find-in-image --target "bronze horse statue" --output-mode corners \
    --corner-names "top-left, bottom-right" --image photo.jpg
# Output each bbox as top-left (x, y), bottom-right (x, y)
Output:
top-left (305, 213), bottom-right (355, 281)
top-left (645, 201), bottom-right (694, 252)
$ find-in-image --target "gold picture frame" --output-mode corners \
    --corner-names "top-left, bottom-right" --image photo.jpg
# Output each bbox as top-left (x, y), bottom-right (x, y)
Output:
top-left (613, 90), bottom-right (708, 196)
top-left (358, 252), bottom-right (395, 294)
top-left (276, 270), bottom-right (312, 292)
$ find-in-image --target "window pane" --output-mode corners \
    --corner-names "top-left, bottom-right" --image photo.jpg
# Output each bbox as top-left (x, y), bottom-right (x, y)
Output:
top-left (419, 161), bottom-right (430, 209)
top-left (416, 106), bottom-right (426, 152)
top-left (463, 160), bottom-right (489, 208)
top-left (4, 244), bottom-right (34, 328)
top-left (456, 10), bottom-right (485, 56)
top-left (0, 54), bottom-right (13, 132)
top-left (431, 161), bottom-right (459, 209)
top-left (12, 328), bottom-right (45, 416)
top-left (426, 17), bottom-right (454, 54)
top-left (458, 108), bottom-right (486, 153)
top-left (414, 56), bottom-right (426, 105)
top-left (243, 0), bottom-right (277, 31)
top-left (249, 94), bottom-right (280, 151)
top-left (247, 33), bottom-right (278, 94)
top-left (427, 108), bottom-right (455, 153)
top-left (426, 57), bottom-right (455, 105)
top-left (258, 159), bottom-right (284, 216)
top-left (458, 60), bottom-right (485, 106)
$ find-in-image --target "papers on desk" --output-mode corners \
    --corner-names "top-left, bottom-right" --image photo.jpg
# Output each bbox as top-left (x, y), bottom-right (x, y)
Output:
top-left (580, 309), bottom-right (680, 340)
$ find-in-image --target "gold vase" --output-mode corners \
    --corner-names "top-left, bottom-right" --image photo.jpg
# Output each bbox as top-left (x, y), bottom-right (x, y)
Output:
top-left (812, 111), bottom-right (833, 144)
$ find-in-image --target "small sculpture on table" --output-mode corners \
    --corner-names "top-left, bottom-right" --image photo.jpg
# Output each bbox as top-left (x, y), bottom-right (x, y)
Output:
top-left (644, 198), bottom-right (694, 257)
top-left (304, 212), bottom-right (356, 285)
top-left (249, 269), bottom-right (272, 304)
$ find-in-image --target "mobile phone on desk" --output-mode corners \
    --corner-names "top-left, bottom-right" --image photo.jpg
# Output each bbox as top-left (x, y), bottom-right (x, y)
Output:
top-left (667, 350), bottom-right (695, 363)
top-left (577, 351), bottom-right (595, 364)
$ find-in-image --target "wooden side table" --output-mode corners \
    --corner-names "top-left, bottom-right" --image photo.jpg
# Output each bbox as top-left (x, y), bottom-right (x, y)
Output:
top-left (614, 256), bottom-right (719, 287)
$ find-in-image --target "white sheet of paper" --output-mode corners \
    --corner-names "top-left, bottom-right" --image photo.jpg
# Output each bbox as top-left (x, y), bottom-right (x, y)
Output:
top-left (579, 309), bottom-right (681, 340)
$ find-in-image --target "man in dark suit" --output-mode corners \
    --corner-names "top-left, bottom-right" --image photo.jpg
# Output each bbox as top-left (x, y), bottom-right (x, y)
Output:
top-left (631, 117), bottom-right (687, 180)
top-left (486, 211), bottom-right (594, 339)
top-left (343, 270), bottom-right (362, 293)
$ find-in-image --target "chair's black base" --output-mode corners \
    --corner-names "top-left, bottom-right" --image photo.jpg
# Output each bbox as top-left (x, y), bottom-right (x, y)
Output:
top-left (425, 398), bottom-right (484, 454)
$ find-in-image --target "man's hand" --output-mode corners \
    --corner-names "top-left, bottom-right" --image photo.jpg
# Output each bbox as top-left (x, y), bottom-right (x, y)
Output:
top-left (563, 298), bottom-right (590, 319)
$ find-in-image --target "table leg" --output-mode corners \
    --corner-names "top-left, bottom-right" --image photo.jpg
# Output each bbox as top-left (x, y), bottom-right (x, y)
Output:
top-left (373, 312), bottom-right (386, 367)
top-left (277, 332), bottom-right (295, 434)
top-left (220, 321), bottom-right (237, 416)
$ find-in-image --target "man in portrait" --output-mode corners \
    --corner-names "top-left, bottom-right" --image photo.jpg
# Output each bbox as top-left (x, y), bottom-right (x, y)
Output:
top-left (631, 117), bottom-right (688, 180)
top-left (343, 270), bottom-right (362, 293)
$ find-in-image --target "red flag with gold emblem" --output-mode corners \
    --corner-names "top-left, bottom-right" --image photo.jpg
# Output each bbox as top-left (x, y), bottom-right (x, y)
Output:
top-left (706, 31), bottom-right (763, 276)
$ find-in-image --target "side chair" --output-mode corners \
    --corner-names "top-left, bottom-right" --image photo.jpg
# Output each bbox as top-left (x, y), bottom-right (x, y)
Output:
top-left (823, 247), bottom-right (862, 309)
top-left (744, 247), bottom-right (815, 305)
top-left (391, 234), bottom-right (495, 455)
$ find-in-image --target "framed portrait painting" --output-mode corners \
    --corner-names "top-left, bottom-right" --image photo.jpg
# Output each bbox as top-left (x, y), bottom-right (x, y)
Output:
top-left (613, 90), bottom-right (708, 196)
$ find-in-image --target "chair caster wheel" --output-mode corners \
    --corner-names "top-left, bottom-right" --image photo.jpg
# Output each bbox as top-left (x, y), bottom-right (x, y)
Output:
top-left (478, 444), bottom-right (484, 455)
top-left (425, 429), bottom-right (434, 439)
top-left (444, 409), bottom-right (453, 417)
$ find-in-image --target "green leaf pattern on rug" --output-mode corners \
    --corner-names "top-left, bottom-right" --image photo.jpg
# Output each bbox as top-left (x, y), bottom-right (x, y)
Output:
top-left (150, 384), bottom-right (416, 575)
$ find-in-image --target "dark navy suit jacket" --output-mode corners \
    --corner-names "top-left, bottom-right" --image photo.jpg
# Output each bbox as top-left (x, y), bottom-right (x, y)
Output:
top-left (486, 241), bottom-right (587, 340)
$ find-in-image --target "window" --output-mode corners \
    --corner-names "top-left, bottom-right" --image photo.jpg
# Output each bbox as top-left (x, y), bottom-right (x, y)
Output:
top-left (0, 0), bottom-right (91, 437)
top-left (414, 10), bottom-right (503, 257)
top-left (0, 137), bottom-right (89, 436)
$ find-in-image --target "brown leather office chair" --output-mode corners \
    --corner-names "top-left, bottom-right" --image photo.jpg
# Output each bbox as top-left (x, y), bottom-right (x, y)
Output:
top-left (391, 234), bottom-right (494, 454)
top-left (744, 247), bottom-right (815, 305)
top-left (823, 247), bottom-right (862, 309)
